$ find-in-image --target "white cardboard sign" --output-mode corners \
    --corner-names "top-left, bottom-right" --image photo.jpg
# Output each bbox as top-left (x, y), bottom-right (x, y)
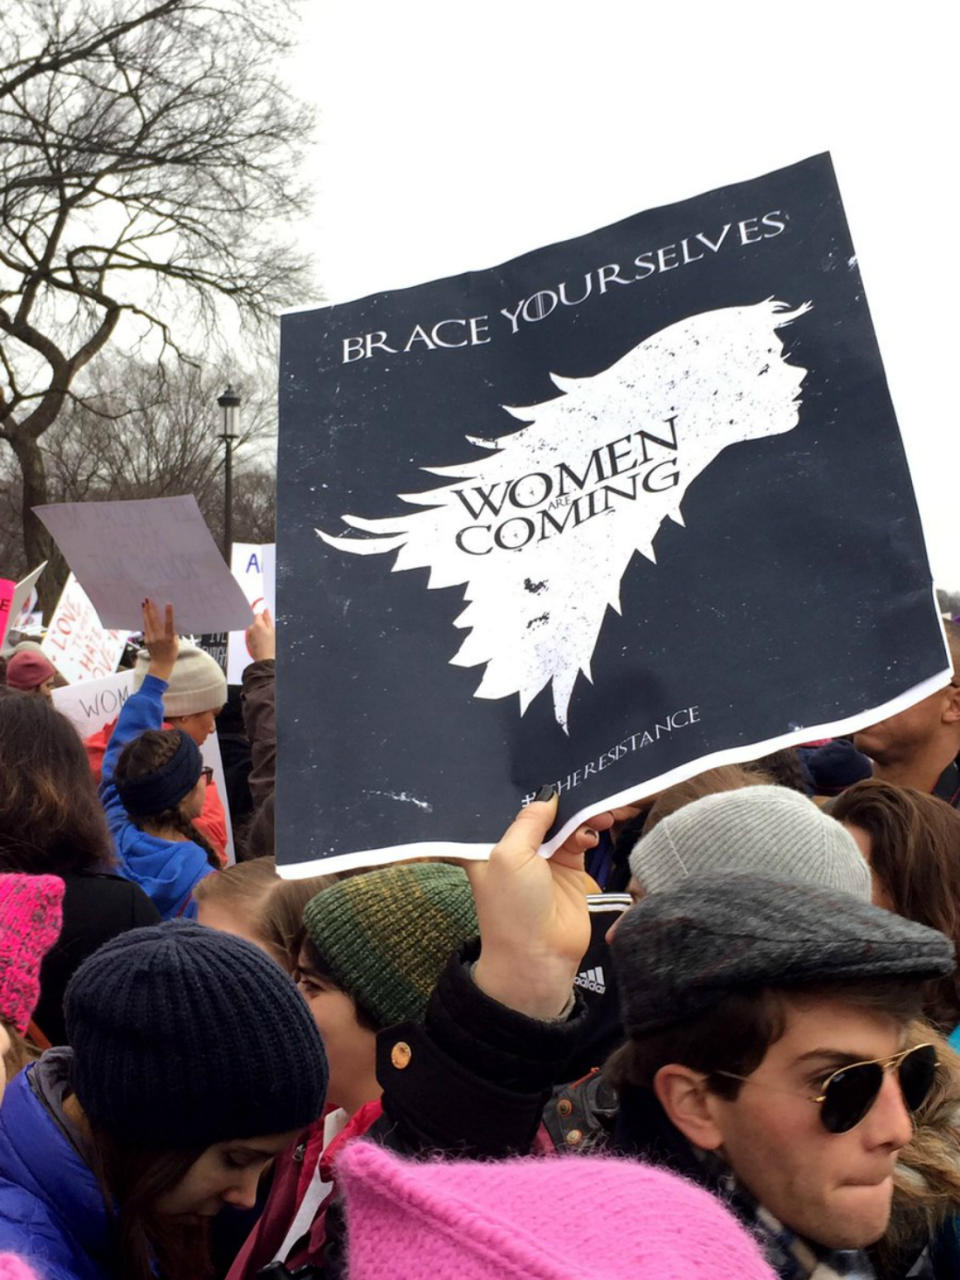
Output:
top-left (53, 669), bottom-right (137, 737)
top-left (226, 542), bottom-right (276, 684)
top-left (53, 668), bottom-right (236, 865)
top-left (42, 573), bottom-right (129, 684)
top-left (33, 497), bottom-right (254, 633)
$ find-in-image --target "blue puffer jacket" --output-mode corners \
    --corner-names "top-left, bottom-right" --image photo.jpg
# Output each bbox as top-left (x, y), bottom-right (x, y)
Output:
top-left (0, 1051), bottom-right (112, 1280)
top-left (99, 673), bottom-right (212, 919)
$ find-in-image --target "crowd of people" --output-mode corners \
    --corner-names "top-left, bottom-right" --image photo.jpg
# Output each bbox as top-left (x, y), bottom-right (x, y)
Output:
top-left (0, 590), bottom-right (958, 1279)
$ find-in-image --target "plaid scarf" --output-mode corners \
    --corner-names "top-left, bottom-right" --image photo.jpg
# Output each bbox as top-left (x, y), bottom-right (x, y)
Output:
top-left (700, 1151), bottom-right (879, 1280)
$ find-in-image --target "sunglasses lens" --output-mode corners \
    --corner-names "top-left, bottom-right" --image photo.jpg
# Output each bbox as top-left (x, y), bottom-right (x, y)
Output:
top-left (821, 1063), bottom-right (883, 1134)
top-left (898, 1045), bottom-right (938, 1113)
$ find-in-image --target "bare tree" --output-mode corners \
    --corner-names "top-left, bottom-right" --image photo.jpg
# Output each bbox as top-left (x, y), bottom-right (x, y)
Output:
top-left (0, 357), bottom-right (276, 577)
top-left (0, 0), bottom-right (312, 609)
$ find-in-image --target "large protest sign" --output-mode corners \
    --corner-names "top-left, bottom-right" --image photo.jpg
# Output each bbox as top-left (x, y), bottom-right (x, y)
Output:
top-left (42, 574), bottom-right (129, 684)
top-left (276, 153), bottom-right (949, 874)
top-left (33, 497), bottom-right (254, 633)
top-left (226, 542), bottom-right (275, 684)
top-left (53, 668), bottom-right (237, 865)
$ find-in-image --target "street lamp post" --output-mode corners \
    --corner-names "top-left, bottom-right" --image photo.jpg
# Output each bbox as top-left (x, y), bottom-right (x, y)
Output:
top-left (217, 384), bottom-right (240, 564)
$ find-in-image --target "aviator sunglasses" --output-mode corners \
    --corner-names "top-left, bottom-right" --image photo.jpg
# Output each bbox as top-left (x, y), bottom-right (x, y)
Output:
top-left (715, 1042), bottom-right (939, 1135)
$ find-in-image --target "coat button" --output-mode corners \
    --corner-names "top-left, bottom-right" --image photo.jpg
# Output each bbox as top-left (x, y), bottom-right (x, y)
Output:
top-left (557, 1098), bottom-right (573, 1118)
top-left (391, 1041), bottom-right (412, 1070)
top-left (565, 1129), bottom-right (583, 1146)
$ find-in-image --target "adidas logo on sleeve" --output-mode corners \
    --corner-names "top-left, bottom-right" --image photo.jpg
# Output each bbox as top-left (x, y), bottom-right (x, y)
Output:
top-left (574, 965), bottom-right (606, 995)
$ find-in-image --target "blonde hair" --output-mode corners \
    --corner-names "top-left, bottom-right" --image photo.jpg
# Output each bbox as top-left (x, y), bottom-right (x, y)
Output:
top-left (192, 856), bottom-right (343, 971)
top-left (879, 1021), bottom-right (960, 1270)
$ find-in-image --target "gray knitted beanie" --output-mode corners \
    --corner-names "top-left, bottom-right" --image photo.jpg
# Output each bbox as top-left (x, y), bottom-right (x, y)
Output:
top-left (612, 873), bottom-right (955, 1036)
top-left (133, 643), bottom-right (227, 717)
top-left (628, 785), bottom-right (870, 899)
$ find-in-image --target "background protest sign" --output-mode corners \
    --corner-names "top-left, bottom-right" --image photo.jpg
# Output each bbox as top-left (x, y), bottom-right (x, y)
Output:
top-left (53, 669), bottom-right (136, 737)
top-left (226, 542), bottom-right (275, 684)
top-left (33, 496), bottom-right (254, 634)
top-left (53, 668), bottom-right (237, 866)
top-left (0, 561), bottom-right (47, 654)
top-left (276, 152), bottom-right (949, 875)
top-left (0, 580), bottom-right (15, 648)
top-left (42, 573), bottom-right (129, 684)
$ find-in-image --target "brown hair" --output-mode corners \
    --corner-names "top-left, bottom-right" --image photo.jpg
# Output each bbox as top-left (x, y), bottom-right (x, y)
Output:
top-left (605, 979), bottom-right (925, 1099)
top-left (88, 1128), bottom-right (212, 1280)
top-left (643, 764), bottom-right (772, 834)
top-left (0, 692), bottom-right (115, 873)
top-left (2, 1019), bottom-right (39, 1081)
top-left (259, 871), bottom-right (343, 971)
top-left (831, 780), bottom-right (960, 1031)
top-left (114, 730), bottom-right (220, 869)
top-left (192, 858), bottom-right (342, 972)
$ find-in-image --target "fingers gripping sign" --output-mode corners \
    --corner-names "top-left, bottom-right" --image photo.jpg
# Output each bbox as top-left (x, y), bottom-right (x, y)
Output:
top-left (468, 786), bottom-right (609, 1019)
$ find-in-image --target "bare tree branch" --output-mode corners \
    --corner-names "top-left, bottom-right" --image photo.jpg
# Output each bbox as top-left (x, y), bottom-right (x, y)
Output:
top-left (0, 0), bottom-right (316, 606)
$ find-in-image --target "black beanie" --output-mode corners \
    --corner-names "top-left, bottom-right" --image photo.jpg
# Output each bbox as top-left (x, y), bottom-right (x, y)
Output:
top-left (65, 921), bottom-right (328, 1148)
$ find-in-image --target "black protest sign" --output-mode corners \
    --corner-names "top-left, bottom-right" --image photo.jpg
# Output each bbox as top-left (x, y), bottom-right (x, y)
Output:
top-left (196, 632), bottom-right (229, 674)
top-left (276, 153), bottom-right (948, 874)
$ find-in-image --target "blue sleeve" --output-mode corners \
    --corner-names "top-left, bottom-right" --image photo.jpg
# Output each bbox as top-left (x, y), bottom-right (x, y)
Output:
top-left (99, 675), bottom-right (168, 837)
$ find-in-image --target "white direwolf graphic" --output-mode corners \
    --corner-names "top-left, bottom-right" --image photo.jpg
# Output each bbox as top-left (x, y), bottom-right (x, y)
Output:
top-left (318, 299), bottom-right (811, 731)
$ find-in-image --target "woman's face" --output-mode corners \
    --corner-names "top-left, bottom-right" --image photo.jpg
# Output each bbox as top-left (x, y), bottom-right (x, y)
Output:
top-left (179, 774), bottom-right (207, 823)
top-left (153, 1130), bottom-right (302, 1220)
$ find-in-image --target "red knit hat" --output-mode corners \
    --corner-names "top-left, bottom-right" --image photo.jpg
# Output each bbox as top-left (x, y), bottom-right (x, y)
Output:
top-left (4, 651), bottom-right (57, 692)
top-left (0, 874), bottom-right (64, 1034)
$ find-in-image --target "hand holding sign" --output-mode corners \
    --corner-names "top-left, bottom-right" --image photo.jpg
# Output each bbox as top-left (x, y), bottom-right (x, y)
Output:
top-left (246, 608), bottom-right (276, 662)
top-left (468, 788), bottom-right (614, 1019)
top-left (142, 599), bottom-right (178, 682)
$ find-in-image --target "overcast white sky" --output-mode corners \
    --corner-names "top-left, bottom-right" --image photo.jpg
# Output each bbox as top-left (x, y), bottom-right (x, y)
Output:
top-left (290, 1), bottom-right (959, 589)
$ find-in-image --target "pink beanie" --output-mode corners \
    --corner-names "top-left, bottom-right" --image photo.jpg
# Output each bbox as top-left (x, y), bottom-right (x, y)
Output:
top-left (0, 1255), bottom-right (42, 1279)
top-left (4, 651), bottom-right (56, 692)
top-left (338, 1144), bottom-right (776, 1280)
top-left (0, 874), bottom-right (64, 1034)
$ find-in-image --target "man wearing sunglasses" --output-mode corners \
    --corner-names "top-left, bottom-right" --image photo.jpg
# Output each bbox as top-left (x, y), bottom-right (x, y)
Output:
top-left (602, 873), bottom-right (952, 1276)
top-left (372, 796), bottom-right (956, 1280)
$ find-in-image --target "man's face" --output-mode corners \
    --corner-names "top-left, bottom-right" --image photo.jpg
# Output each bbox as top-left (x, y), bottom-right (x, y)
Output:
top-left (853, 686), bottom-right (950, 766)
top-left (168, 707), bottom-right (221, 746)
top-left (707, 997), bottom-right (914, 1249)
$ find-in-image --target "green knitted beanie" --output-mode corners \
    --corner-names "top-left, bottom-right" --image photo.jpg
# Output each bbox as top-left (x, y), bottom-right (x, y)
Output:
top-left (301, 863), bottom-right (478, 1029)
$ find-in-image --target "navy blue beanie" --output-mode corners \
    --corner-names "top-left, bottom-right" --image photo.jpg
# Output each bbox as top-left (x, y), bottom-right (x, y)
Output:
top-left (65, 921), bottom-right (328, 1148)
top-left (115, 729), bottom-right (202, 817)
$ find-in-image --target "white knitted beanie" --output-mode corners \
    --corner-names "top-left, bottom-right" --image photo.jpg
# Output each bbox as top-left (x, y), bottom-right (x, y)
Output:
top-left (629, 785), bottom-right (871, 899)
top-left (133, 644), bottom-right (227, 717)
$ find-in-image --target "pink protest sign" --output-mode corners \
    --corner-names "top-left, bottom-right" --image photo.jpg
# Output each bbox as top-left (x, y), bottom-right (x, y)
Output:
top-left (0, 579), bottom-right (16, 647)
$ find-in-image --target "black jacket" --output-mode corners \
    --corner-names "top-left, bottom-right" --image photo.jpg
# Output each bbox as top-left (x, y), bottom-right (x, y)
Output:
top-left (35, 869), bottom-right (161, 1044)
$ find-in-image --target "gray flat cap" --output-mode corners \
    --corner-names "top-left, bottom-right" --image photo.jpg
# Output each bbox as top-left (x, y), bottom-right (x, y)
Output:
top-left (611, 873), bottom-right (955, 1036)
top-left (629, 785), bottom-right (871, 899)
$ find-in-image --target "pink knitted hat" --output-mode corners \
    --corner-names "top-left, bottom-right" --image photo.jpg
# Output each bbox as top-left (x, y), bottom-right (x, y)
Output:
top-left (0, 1255), bottom-right (42, 1280)
top-left (338, 1144), bottom-right (777, 1280)
top-left (4, 651), bottom-right (56, 692)
top-left (0, 874), bottom-right (64, 1034)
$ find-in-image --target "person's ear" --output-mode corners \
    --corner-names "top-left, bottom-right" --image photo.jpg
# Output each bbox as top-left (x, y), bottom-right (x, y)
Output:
top-left (942, 682), bottom-right (960, 725)
top-left (653, 1064), bottom-right (726, 1151)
